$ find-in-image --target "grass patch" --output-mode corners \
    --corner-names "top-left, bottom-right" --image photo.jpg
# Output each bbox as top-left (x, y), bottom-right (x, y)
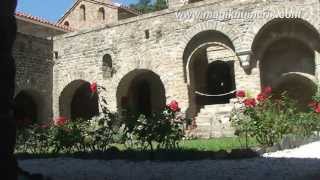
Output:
top-left (180, 137), bottom-right (257, 151)
top-left (16, 137), bottom-right (259, 161)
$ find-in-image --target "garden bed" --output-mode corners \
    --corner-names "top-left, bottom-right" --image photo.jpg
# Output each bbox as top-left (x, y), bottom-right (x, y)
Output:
top-left (16, 138), bottom-right (259, 161)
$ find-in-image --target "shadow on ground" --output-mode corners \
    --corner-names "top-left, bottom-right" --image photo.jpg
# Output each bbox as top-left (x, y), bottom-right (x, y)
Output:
top-left (16, 148), bottom-right (258, 161)
top-left (18, 156), bottom-right (320, 180)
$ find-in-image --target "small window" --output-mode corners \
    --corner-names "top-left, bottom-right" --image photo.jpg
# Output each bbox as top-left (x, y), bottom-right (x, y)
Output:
top-left (54, 51), bottom-right (59, 59)
top-left (80, 5), bottom-right (86, 21)
top-left (102, 54), bottom-right (113, 78)
top-left (145, 30), bottom-right (150, 39)
top-left (98, 7), bottom-right (105, 20)
top-left (64, 21), bottom-right (70, 27)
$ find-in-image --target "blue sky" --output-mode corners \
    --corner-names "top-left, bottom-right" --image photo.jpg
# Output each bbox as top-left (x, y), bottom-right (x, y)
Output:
top-left (17, 0), bottom-right (137, 22)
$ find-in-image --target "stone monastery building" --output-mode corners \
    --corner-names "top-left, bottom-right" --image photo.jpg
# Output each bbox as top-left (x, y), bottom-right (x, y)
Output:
top-left (14, 0), bottom-right (320, 137)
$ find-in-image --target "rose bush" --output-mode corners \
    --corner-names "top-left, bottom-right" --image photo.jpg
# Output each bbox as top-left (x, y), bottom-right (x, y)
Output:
top-left (15, 82), bottom-right (191, 154)
top-left (16, 82), bottom-right (119, 154)
top-left (231, 87), bottom-right (320, 147)
top-left (122, 100), bottom-right (189, 151)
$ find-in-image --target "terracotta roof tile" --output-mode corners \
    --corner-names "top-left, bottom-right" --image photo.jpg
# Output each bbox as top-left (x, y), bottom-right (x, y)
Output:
top-left (15, 11), bottom-right (73, 32)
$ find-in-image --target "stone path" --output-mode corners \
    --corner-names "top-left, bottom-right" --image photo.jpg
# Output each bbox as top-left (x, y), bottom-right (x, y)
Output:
top-left (19, 142), bottom-right (320, 180)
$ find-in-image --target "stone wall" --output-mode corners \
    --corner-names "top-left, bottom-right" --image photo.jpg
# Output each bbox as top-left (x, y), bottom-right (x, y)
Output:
top-left (13, 32), bottom-right (53, 122)
top-left (53, 0), bottom-right (320, 132)
top-left (16, 18), bottom-right (67, 38)
top-left (58, 0), bottom-right (138, 30)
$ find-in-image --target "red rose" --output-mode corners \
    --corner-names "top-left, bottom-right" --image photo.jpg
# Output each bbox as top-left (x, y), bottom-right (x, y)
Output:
top-left (90, 82), bottom-right (97, 93)
top-left (54, 116), bottom-right (68, 126)
top-left (243, 98), bottom-right (256, 108)
top-left (262, 86), bottom-right (272, 95)
top-left (168, 100), bottom-right (180, 112)
top-left (257, 93), bottom-right (268, 102)
top-left (309, 101), bottom-right (318, 108)
top-left (315, 104), bottom-right (320, 113)
top-left (236, 90), bottom-right (246, 98)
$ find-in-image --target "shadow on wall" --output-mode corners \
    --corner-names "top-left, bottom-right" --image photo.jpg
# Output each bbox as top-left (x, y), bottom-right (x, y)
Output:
top-left (59, 80), bottom-right (99, 120)
top-left (252, 18), bottom-right (320, 108)
top-left (14, 90), bottom-right (44, 124)
top-left (116, 69), bottom-right (166, 116)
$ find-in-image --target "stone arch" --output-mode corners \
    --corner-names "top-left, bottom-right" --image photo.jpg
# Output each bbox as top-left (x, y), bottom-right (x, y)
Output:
top-left (64, 21), bottom-right (70, 27)
top-left (14, 89), bottom-right (45, 123)
top-left (182, 29), bottom-right (239, 118)
top-left (251, 17), bottom-right (320, 108)
top-left (240, 6), bottom-right (320, 58)
top-left (177, 20), bottom-right (242, 68)
top-left (185, 41), bottom-right (238, 84)
top-left (116, 69), bottom-right (166, 116)
top-left (59, 80), bottom-right (99, 120)
top-left (273, 72), bottom-right (317, 110)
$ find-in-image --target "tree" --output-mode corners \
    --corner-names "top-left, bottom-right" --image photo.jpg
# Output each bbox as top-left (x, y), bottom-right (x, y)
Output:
top-left (130, 0), bottom-right (168, 14)
top-left (153, 0), bottom-right (168, 11)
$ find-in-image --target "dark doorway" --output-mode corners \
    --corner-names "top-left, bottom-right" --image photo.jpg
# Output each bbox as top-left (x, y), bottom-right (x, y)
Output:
top-left (197, 61), bottom-right (235, 105)
top-left (14, 91), bottom-right (38, 124)
top-left (132, 80), bottom-right (152, 116)
top-left (71, 82), bottom-right (99, 120)
top-left (117, 69), bottom-right (166, 117)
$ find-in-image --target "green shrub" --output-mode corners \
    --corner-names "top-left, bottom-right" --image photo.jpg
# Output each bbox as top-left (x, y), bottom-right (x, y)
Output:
top-left (15, 82), bottom-right (119, 154)
top-left (16, 124), bottom-right (51, 154)
top-left (83, 113), bottom-right (118, 152)
top-left (122, 101), bottom-right (188, 151)
top-left (231, 87), bottom-right (320, 147)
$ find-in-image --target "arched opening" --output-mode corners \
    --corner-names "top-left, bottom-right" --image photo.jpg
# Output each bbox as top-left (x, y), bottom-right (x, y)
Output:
top-left (64, 21), bottom-right (70, 27)
top-left (273, 73), bottom-right (317, 110)
top-left (206, 61), bottom-right (235, 104)
top-left (59, 80), bottom-right (99, 120)
top-left (261, 38), bottom-right (315, 86)
top-left (14, 90), bottom-right (41, 124)
top-left (116, 69), bottom-right (166, 116)
top-left (183, 30), bottom-right (237, 118)
top-left (80, 5), bottom-right (86, 21)
top-left (102, 54), bottom-right (113, 78)
top-left (98, 7), bottom-right (105, 20)
top-left (252, 19), bottom-right (320, 108)
top-left (131, 80), bottom-right (152, 115)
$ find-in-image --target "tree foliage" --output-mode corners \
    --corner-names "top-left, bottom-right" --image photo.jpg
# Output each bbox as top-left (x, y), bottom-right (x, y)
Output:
top-left (130, 0), bottom-right (168, 14)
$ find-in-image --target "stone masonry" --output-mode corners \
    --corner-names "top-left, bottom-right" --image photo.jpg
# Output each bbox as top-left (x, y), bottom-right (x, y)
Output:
top-left (15, 0), bottom-right (320, 138)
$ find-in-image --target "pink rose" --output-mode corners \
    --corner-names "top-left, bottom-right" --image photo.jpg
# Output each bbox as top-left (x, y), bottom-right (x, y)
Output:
top-left (90, 82), bottom-right (97, 93)
top-left (54, 116), bottom-right (68, 126)
top-left (243, 98), bottom-right (256, 108)
top-left (168, 100), bottom-right (180, 112)
top-left (262, 86), bottom-right (272, 95)
top-left (236, 90), bottom-right (246, 98)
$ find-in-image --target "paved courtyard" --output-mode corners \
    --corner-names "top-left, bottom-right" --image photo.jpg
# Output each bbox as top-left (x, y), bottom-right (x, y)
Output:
top-left (19, 142), bottom-right (320, 180)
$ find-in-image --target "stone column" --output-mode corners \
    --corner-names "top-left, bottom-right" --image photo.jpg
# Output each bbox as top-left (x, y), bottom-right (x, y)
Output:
top-left (315, 51), bottom-right (320, 86)
top-left (235, 52), bottom-right (261, 95)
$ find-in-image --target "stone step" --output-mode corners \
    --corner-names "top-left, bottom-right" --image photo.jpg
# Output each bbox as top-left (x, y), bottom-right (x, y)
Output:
top-left (192, 128), bottom-right (235, 139)
top-left (192, 103), bottom-right (235, 138)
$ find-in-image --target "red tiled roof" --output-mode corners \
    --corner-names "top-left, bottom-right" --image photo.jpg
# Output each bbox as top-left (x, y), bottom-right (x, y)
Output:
top-left (15, 11), bottom-right (73, 32)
